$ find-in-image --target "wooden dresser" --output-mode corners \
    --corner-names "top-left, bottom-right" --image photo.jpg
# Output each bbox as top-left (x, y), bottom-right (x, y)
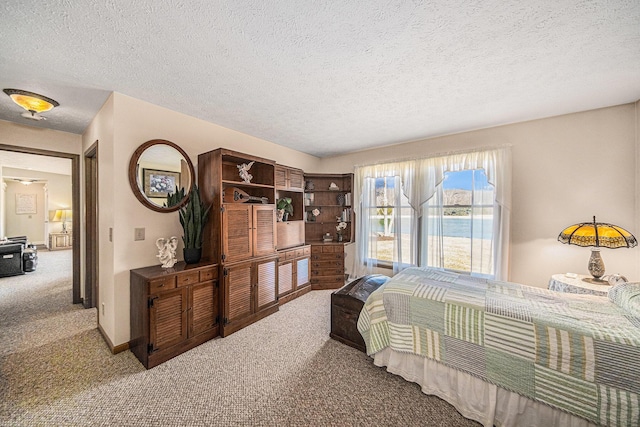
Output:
top-left (130, 262), bottom-right (219, 368)
top-left (310, 243), bottom-right (348, 289)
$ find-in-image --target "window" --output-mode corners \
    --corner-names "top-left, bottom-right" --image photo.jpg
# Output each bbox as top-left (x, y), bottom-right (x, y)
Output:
top-left (354, 147), bottom-right (510, 280)
top-left (365, 176), bottom-right (414, 268)
top-left (423, 169), bottom-right (495, 276)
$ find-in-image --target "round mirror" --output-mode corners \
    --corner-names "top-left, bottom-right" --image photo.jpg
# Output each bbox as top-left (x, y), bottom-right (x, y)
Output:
top-left (128, 139), bottom-right (195, 212)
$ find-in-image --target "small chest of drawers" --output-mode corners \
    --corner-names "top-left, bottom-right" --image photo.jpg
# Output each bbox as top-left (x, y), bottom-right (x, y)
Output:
top-left (310, 243), bottom-right (347, 290)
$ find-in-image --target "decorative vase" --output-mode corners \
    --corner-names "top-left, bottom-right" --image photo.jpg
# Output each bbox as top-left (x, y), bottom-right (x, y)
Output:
top-left (337, 233), bottom-right (343, 242)
top-left (336, 193), bottom-right (345, 206)
top-left (277, 209), bottom-right (285, 222)
top-left (184, 247), bottom-right (202, 264)
top-left (588, 248), bottom-right (605, 279)
top-left (283, 212), bottom-right (289, 222)
top-left (305, 180), bottom-right (315, 190)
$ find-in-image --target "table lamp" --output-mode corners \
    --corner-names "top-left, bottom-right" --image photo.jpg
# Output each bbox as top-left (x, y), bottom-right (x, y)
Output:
top-left (50, 209), bottom-right (72, 233)
top-left (558, 216), bottom-right (637, 283)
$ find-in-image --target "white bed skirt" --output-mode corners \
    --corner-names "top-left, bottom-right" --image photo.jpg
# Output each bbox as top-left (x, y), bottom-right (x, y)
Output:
top-left (373, 348), bottom-right (596, 427)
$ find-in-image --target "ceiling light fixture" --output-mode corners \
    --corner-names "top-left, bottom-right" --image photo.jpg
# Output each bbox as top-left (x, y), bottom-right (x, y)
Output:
top-left (15, 179), bottom-right (37, 185)
top-left (3, 88), bottom-right (59, 121)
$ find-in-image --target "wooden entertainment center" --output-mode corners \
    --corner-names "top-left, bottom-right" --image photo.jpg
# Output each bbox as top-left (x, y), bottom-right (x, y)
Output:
top-left (130, 147), bottom-right (353, 368)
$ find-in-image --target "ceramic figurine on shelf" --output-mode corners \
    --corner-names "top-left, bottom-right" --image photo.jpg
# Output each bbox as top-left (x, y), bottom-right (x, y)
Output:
top-left (307, 208), bottom-right (320, 222)
top-left (156, 236), bottom-right (178, 268)
top-left (329, 182), bottom-right (339, 191)
top-left (336, 221), bottom-right (347, 242)
top-left (237, 161), bottom-right (255, 183)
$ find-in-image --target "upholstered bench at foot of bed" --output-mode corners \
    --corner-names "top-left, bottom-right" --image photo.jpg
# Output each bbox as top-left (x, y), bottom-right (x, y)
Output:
top-left (330, 274), bottom-right (389, 352)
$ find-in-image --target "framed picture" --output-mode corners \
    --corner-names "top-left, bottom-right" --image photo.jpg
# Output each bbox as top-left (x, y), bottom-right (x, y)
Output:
top-left (16, 193), bottom-right (37, 214)
top-left (143, 169), bottom-right (180, 198)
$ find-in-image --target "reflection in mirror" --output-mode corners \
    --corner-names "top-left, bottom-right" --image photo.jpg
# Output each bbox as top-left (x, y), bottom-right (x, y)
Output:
top-left (128, 140), bottom-right (195, 212)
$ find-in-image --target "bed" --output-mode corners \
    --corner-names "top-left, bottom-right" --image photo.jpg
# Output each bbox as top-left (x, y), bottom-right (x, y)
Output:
top-left (357, 267), bottom-right (640, 427)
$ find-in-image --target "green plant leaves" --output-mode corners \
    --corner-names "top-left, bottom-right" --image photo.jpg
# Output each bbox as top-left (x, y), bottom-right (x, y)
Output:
top-left (179, 184), bottom-right (211, 249)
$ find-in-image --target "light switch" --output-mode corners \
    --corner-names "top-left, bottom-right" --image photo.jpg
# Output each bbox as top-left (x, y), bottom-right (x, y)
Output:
top-left (134, 227), bottom-right (145, 241)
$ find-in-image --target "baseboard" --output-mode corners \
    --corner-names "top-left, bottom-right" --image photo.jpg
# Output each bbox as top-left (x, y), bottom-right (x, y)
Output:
top-left (97, 323), bottom-right (129, 354)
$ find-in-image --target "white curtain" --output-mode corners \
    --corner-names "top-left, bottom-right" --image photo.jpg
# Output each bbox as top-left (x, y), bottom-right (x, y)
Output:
top-left (353, 147), bottom-right (512, 280)
top-left (353, 163), bottom-right (417, 276)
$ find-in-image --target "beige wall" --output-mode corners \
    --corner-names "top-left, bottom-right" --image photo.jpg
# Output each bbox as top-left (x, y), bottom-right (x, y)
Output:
top-left (2, 168), bottom-right (72, 239)
top-left (82, 94), bottom-right (116, 342)
top-left (3, 98), bottom-right (638, 348)
top-left (0, 120), bottom-right (81, 242)
top-left (3, 181), bottom-right (45, 242)
top-left (86, 92), bottom-right (319, 346)
top-left (636, 100), bottom-right (640, 260)
top-left (0, 120), bottom-right (82, 154)
top-left (319, 103), bottom-right (639, 288)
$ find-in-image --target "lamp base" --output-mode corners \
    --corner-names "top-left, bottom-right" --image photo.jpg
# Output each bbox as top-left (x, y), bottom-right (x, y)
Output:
top-left (587, 248), bottom-right (605, 280)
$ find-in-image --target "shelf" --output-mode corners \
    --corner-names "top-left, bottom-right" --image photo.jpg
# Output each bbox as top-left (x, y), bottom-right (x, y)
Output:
top-left (305, 189), bottom-right (350, 193)
top-left (305, 204), bottom-right (351, 208)
top-left (305, 221), bottom-right (351, 224)
top-left (305, 240), bottom-right (352, 244)
top-left (304, 172), bottom-right (354, 243)
top-left (222, 180), bottom-right (275, 189)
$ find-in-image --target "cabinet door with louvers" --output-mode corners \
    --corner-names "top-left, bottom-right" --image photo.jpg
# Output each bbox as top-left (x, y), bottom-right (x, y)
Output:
top-left (252, 205), bottom-right (276, 257)
top-left (224, 261), bottom-right (253, 327)
top-left (149, 287), bottom-right (188, 353)
top-left (189, 280), bottom-right (218, 337)
top-left (222, 204), bottom-right (253, 262)
top-left (256, 257), bottom-right (278, 311)
top-left (222, 204), bottom-right (275, 262)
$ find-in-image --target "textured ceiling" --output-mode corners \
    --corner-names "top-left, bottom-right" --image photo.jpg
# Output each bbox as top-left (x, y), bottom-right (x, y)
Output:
top-left (0, 1), bottom-right (639, 157)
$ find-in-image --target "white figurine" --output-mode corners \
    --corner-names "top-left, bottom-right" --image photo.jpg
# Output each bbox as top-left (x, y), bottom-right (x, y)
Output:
top-left (238, 161), bottom-right (255, 183)
top-left (156, 236), bottom-right (178, 268)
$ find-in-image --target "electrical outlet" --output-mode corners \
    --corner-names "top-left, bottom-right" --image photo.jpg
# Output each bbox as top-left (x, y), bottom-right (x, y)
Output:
top-left (101, 303), bottom-right (105, 316)
top-left (134, 227), bottom-right (145, 241)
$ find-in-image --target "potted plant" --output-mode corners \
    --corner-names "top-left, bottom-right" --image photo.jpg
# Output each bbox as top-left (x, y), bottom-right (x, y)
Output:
top-left (276, 197), bottom-right (294, 221)
top-left (179, 184), bottom-right (211, 264)
top-left (165, 186), bottom-right (185, 208)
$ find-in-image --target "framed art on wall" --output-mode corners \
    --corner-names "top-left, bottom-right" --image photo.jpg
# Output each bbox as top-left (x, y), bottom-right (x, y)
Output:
top-left (16, 193), bottom-right (37, 214)
top-left (143, 169), bottom-right (180, 198)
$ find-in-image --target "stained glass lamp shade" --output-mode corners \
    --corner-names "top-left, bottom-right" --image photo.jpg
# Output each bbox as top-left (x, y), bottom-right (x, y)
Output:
top-left (558, 216), bottom-right (637, 281)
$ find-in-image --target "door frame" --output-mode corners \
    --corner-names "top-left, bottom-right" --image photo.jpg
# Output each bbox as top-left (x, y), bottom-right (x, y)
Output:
top-left (84, 141), bottom-right (98, 309)
top-left (0, 144), bottom-right (81, 303)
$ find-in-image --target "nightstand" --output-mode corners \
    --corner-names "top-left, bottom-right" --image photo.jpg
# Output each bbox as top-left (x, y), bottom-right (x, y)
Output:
top-left (49, 232), bottom-right (72, 250)
top-left (548, 273), bottom-right (610, 296)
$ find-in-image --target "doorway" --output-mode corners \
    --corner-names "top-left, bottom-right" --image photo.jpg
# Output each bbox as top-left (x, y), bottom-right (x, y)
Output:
top-left (0, 144), bottom-right (81, 303)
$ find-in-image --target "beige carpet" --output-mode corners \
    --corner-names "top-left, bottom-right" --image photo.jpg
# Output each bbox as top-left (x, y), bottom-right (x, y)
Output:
top-left (0, 250), bottom-right (479, 426)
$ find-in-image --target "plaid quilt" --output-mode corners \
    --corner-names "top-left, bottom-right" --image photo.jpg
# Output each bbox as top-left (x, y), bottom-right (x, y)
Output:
top-left (357, 267), bottom-right (640, 426)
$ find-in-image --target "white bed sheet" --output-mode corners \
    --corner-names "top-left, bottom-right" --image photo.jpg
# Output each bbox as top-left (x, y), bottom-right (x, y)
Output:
top-left (373, 348), bottom-right (597, 427)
